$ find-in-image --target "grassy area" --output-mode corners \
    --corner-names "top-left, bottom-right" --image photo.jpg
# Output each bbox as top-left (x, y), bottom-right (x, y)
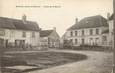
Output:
top-left (1, 51), bottom-right (87, 73)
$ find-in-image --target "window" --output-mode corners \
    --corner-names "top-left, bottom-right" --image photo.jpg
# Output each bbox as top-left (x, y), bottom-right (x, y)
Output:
top-left (90, 38), bottom-right (93, 41)
top-left (96, 38), bottom-right (99, 40)
top-left (96, 29), bottom-right (99, 34)
top-left (75, 39), bottom-right (77, 44)
top-left (22, 32), bottom-right (26, 37)
top-left (0, 29), bottom-right (5, 36)
top-left (102, 36), bottom-right (107, 41)
top-left (32, 32), bottom-right (35, 38)
top-left (81, 38), bottom-right (85, 45)
top-left (82, 30), bottom-right (84, 35)
top-left (95, 38), bottom-right (99, 45)
top-left (70, 31), bottom-right (73, 37)
top-left (90, 38), bottom-right (93, 45)
top-left (10, 30), bottom-right (14, 37)
top-left (90, 29), bottom-right (93, 35)
top-left (75, 31), bottom-right (77, 36)
top-left (70, 39), bottom-right (73, 43)
top-left (90, 38), bottom-right (93, 40)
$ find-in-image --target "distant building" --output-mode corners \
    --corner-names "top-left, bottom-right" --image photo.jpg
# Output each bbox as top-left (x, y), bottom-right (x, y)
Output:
top-left (63, 15), bottom-right (110, 46)
top-left (0, 15), bottom-right (40, 48)
top-left (60, 31), bottom-right (68, 44)
top-left (40, 28), bottom-right (60, 48)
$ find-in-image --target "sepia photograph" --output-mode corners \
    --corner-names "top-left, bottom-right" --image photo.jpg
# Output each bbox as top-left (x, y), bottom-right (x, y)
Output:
top-left (0, 0), bottom-right (114, 73)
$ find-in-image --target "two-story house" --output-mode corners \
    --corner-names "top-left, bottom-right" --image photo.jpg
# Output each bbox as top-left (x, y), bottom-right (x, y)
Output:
top-left (40, 28), bottom-right (60, 49)
top-left (0, 15), bottom-right (40, 48)
top-left (64, 15), bottom-right (109, 46)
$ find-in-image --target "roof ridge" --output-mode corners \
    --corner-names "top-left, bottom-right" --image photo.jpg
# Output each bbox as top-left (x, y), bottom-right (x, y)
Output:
top-left (41, 29), bottom-right (53, 31)
top-left (40, 30), bottom-right (54, 37)
top-left (0, 16), bottom-right (37, 23)
top-left (67, 15), bottom-right (108, 30)
top-left (82, 15), bottom-right (104, 19)
top-left (0, 16), bottom-right (39, 31)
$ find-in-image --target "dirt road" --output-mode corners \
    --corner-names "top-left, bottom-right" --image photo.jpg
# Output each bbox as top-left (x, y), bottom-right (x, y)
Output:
top-left (29, 50), bottom-right (113, 73)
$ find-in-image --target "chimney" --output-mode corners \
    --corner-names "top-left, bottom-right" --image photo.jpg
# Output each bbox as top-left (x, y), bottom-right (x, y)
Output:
top-left (22, 14), bottom-right (27, 23)
top-left (107, 13), bottom-right (110, 20)
top-left (75, 18), bottom-right (78, 23)
top-left (53, 27), bottom-right (56, 31)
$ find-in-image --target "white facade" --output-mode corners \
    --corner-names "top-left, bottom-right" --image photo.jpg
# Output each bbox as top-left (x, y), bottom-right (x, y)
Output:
top-left (0, 28), bottom-right (40, 47)
top-left (65, 27), bottom-right (109, 46)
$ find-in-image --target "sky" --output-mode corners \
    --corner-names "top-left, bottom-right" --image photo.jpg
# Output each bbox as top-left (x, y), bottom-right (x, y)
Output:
top-left (0, 0), bottom-right (113, 37)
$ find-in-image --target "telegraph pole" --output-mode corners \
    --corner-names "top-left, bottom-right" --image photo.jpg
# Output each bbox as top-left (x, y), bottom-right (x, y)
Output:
top-left (113, 0), bottom-right (115, 73)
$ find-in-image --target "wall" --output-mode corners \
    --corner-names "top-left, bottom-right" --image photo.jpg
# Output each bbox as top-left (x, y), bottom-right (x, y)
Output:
top-left (40, 37), bottom-right (48, 46)
top-left (66, 27), bottom-right (106, 46)
top-left (0, 28), bottom-right (40, 47)
top-left (101, 33), bottom-right (110, 46)
top-left (39, 30), bottom-right (60, 48)
top-left (48, 30), bottom-right (60, 48)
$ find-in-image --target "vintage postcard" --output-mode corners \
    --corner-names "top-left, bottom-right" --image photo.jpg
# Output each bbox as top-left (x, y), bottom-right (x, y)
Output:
top-left (0, 0), bottom-right (114, 73)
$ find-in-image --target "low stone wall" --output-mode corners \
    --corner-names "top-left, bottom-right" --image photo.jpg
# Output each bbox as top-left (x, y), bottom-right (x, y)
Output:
top-left (60, 45), bottom-right (113, 52)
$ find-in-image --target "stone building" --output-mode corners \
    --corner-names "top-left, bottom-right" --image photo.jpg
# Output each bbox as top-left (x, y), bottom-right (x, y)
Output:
top-left (63, 15), bottom-right (109, 46)
top-left (40, 28), bottom-right (60, 49)
top-left (0, 15), bottom-right (40, 48)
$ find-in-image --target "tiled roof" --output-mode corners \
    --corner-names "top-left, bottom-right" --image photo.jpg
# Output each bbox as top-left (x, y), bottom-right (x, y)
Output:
top-left (40, 30), bottom-right (53, 37)
top-left (0, 17), bottom-right (39, 31)
top-left (68, 15), bottom-right (108, 30)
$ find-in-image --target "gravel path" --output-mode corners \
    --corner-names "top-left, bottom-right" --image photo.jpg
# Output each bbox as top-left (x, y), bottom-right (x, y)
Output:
top-left (29, 50), bottom-right (113, 73)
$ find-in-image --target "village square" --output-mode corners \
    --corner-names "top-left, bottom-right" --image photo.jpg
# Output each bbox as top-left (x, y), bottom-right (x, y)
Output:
top-left (0, 13), bottom-right (113, 73)
top-left (0, 0), bottom-right (114, 73)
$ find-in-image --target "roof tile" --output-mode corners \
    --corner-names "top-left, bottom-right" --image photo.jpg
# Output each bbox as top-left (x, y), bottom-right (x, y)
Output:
top-left (68, 15), bottom-right (108, 30)
top-left (40, 30), bottom-right (53, 37)
top-left (0, 17), bottom-right (39, 31)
